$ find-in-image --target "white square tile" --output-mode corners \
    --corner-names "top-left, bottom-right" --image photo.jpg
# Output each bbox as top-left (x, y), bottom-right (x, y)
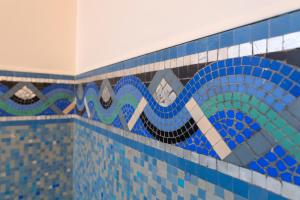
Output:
top-left (176, 57), bottom-right (184, 67)
top-left (266, 177), bottom-right (282, 195)
top-left (282, 181), bottom-right (300, 200)
top-left (228, 45), bottom-right (239, 58)
top-left (199, 154), bottom-right (208, 166)
top-left (184, 55), bottom-right (191, 66)
top-left (227, 163), bottom-right (239, 178)
top-left (217, 160), bottom-right (228, 174)
top-left (207, 157), bottom-right (216, 170)
top-left (198, 52), bottom-right (207, 63)
top-left (191, 152), bottom-right (199, 163)
top-left (218, 47), bottom-right (228, 60)
top-left (253, 39), bottom-right (267, 54)
top-left (239, 167), bottom-right (252, 183)
top-left (284, 31), bottom-right (300, 50)
top-left (170, 59), bottom-right (177, 68)
top-left (159, 61), bottom-right (165, 70)
top-left (252, 171), bottom-right (266, 189)
top-left (164, 59), bottom-right (171, 69)
top-left (208, 50), bottom-right (218, 62)
top-left (190, 53), bottom-right (199, 65)
top-left (240, 43), bottom-right (252, 56)
top-left (268, 36), bottom-right (283, 53)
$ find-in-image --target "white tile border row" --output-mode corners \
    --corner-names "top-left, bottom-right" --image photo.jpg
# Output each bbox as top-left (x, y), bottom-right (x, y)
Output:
top-left (0, 76), bottom-right (75, 84)
top-left (74, 116), bottom-right (300, 200)
top-left (0, 31), bottom-right (299, 85)
top-left (0, 114), bottom-right (76, 122)
top-left (0, 114), bottom-right (299, 199)
top-left (74, 31), bottom-right (300, 84)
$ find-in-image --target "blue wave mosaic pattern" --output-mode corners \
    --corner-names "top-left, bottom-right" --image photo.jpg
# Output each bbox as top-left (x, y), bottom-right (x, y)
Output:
top-left (0, 82), bottom-right (75, 116)
top-left (77, 54), bottom-right (300, 186)
top-left (0, 120), bottom-right (73, 200)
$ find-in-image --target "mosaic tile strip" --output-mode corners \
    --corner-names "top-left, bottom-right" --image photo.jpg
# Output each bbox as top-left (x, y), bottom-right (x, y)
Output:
top-left (76, 53), bottom-right (300, 188)
top-left (74, 118), bottom-right (297, 199)
top-left (0, 81), bottom-right (75, 116)
top-left (0, 120), bottom-right (73, 200)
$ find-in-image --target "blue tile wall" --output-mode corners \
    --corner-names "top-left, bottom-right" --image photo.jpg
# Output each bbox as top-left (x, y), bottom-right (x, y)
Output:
top-left (0, 120), bottom-right (73, 200)
top-left (73, 121), bottom-right (287, 200)
top-left (0, 9), bottom-right (300, 200)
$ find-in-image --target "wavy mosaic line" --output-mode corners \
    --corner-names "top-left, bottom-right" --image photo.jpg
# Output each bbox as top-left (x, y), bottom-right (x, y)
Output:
top-left (0, 83), bottom-right (75, 116)
top-left (76, 55), bottom-right (300, 186)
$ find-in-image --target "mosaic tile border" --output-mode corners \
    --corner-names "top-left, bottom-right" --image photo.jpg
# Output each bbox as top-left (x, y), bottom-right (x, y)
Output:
top-left (75, 10), bottom-right (300, 82)
top-left (0, 114), bottom-right (75, 123)
top-left (74, 115), bottom-right (300, 200)
top-left (75, 30), bottom-right (300, 84)
top-left (0, 9), bottom-right (299, 200)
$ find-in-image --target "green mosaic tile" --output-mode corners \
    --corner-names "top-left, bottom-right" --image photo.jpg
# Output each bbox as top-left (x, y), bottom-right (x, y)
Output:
top-left (266, 110), bottom-right (277, 121)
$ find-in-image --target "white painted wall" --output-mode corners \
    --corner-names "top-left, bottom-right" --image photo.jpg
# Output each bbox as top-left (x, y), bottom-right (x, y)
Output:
top-left (0, 0), bottom-right (76, 75)
top-left (0, 0), bottom-right (299, 75)
top-left (76, 0), bottom-right (300, 74)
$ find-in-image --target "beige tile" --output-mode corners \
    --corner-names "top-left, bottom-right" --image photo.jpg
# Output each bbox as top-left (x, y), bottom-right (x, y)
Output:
top-left (128, 97), bottom-right (148, 130)
top-left (213, 140), bottom-right (231, 159)
top-left (197, 116), bottom-right (212, 134)
top-left (205, 128), bottom-right (222, 146)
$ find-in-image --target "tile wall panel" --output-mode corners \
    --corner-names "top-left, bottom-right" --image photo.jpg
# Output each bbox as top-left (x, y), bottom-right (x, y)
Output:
top-left (74, 121), bottom-right (286, 200)
top-left (0, 120), bottom-right (74, 199)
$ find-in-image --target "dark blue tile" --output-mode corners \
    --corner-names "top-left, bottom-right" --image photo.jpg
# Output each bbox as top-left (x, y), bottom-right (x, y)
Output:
top-left (177, 44), bottom-right (187, 57)
top-left (251, 20), bottom-right (269, 40)
top-left (220, 30), bottom-right (234, 48)
top-left (290, 70), bottom-right (300, 83)
top-left (248, 185), bottom-right (268, 200)
top-left (270, 14), bottom-right (290, 37)
top-left (196, 38), bottom-right (208, 52)
top-left (187, 41), bottom-right (197, 55)
top-left (218, 172), bottom-right (233, 191)
top-left (268, 192), bottom-right (288, 200)
top-left (289, 11), bottom-right (300, 32)
top-left (234, 25), bottom-right (251, 44)
top-left (280, 79), bottom-right (293, 91)
top-left (170, 47), bottom-right (177, 59)
top-left (280, 65), bottom-right (293, 76)
top-left (290, 85), bottom-right (300, 97)
top-left (207, 34), bottom-right (219, 50)
top-left (233, 179), bottom-right (248, 199)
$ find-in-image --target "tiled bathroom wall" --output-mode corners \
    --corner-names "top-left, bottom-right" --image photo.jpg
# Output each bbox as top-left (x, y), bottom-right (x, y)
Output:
top-left (0, 119), bottom-right (74, 200)
top-left (0, 10), bottom-right (300, 200)
top-left (73, 119), bottom-right (288, 200)
top-left (0, 73), bottom-right (75, 199)
top-left (74, 10), bottom-right (300, 200)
